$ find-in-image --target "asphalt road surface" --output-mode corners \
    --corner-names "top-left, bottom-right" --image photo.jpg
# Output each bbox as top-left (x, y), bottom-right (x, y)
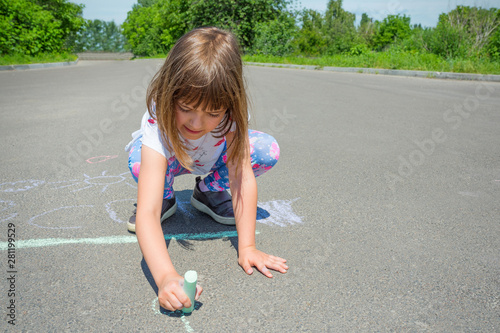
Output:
top-left (0, 60), bottom-right (499, 332)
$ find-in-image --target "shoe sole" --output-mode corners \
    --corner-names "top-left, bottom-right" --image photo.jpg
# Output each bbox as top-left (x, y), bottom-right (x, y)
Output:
top-left (190, 196), bottom-right (236, 225)
top-left (127, 202), bottom-right (178, 233)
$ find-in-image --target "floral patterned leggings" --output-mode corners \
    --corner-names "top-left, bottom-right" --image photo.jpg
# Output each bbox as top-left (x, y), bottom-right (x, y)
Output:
top-left (128, 130), bottom-right (280, 199)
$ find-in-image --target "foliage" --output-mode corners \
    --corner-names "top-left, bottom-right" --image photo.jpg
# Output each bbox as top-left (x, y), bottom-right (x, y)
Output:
top-left (122, 0), bottom-right (292, 56)
top-left (137, 0), bottom-right (157, 7)
top-left (347, 43), bottom-right (370, 56)
top-left (322, 0), bottom-right (357, 54)
top-left (122, 3), bottom-right (162, 55)
top-left (0, 0), bottom-right (84, 56)
top-left (119, 0), bottom-right (498, 74)
top-left (294, 9), bottom-right (326, 56)
top-left (186, 0), bottom-right (290, 50)
top-left (373, 14), bottom-right (411, 51)
top-left (0, 51), bottom-right (76, 65)
top-left (243, 52), bottom-right (500, 75)
top-left (484, 27), bottom-right (500, 59)
top-left (435, 6), bottom-right (500, 58)
top-left (251, 12), bottom-right (297, 56)
top-left (29, 0), bottom-right (86, 49)
top-left (358, 13), bottom-right (376, 46)
top-left (123, 0), bottom-right (190, 56)
top-left (75, 20), bottom-right (127, 52)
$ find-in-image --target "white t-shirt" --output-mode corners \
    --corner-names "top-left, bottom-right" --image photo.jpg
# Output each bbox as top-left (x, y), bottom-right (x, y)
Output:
top-left (125, 110), bottom-right (235, 175)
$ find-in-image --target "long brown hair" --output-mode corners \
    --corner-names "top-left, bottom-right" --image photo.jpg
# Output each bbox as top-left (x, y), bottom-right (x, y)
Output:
top-left (146, 27), bottom-right (248, 171)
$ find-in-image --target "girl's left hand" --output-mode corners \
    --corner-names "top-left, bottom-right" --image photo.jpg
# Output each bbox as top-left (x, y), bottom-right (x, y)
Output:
top-left (238, 247), bottom-right (288, 278)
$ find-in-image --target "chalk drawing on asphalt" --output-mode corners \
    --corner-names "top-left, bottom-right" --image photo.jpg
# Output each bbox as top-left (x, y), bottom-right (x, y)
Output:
top-left (0, 199), bottom-right (17, 223)
top-left (0, 172), bottom-right (302, 231)
top-left (46, 171), bottom-right (137, 193)
top-left (1, 213), bottom-right (17, 223)
top-left (86, 155), bottom-right (119, 164)
top-left (0, 199), bottom-right (15, 213)
top-left (257, 198), bottom-right (303, 227)
top-left (151, 296), bottom-right (197, 332)
top-left (71, 171), bottom-right (136, 193)
top-left (0, 180), bottom-right (45, 193)
top-left (105, 198), bottom-right (136, 224)
top-left (27, 205), bottom-right (94, 229)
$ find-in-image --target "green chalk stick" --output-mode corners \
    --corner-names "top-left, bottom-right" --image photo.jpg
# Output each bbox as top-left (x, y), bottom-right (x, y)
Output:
top-left (182, 270), bottom-right (197, 314)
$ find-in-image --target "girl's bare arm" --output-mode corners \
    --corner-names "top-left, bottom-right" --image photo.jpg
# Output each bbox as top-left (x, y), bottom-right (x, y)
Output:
top-left (225, 132), bottom-right (288, 277)
top-left (135, 145), bottom-right (201, 310)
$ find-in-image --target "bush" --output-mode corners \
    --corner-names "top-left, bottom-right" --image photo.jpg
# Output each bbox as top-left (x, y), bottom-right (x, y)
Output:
top-left (484, 28), bottom-right (500, 59)
top-left (322, 0), bottom-right (358, 54)
top-left (373, 14), bottom-right (412, 51)
top-left (122, 0), bottom-right (289, 56)
top-left (425, 6), bottom-right (500, 59)
top-left (294, 8), bottom-right (326, 56)
top-left (251, 13), bottom-right (296, 56)
top-left (423, 21), bottom-right (471, 58)
top-left (0, 0), bottom-right (84, 55)
top-left (347, 43), bottom-right (370, 56)
top-left (122, 4), bottom-right (162, 56)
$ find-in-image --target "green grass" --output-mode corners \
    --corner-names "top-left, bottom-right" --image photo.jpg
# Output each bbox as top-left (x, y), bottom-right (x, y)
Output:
top-left (0, 52), bottom-right (78, 66)
top-left (5, 51), bottom-right (497, 75)
top-left (134, 54), bottom-right (167, 60)
top-left (243, 52), bottom-right (500, 75)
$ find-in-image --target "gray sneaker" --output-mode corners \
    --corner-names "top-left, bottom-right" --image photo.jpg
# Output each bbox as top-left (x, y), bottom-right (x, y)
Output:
top-left (190, 176), bottom-right (235, 225)
top-left (127, 196), bottom-right (177, 233)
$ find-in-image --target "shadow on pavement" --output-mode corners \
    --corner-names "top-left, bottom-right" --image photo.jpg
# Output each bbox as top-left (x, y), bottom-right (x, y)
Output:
top-left (137, 189), bottom-right (270, 316)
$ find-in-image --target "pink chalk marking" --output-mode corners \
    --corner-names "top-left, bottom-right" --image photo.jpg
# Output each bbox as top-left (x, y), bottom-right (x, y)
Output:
top-left (86, 155), bottom-right (118, 164)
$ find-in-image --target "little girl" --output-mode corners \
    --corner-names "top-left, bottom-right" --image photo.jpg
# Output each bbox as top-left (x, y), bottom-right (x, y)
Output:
top-left (125, 27), bottom-right (288, 312)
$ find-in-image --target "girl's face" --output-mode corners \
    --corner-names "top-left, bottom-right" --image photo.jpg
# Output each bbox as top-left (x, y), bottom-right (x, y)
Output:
top-left (175, 99), bottom-right (227, 140)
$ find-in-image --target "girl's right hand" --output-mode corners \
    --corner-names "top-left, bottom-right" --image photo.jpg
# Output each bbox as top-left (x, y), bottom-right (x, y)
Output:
top-left (157, 273), bottom-right (203, 312)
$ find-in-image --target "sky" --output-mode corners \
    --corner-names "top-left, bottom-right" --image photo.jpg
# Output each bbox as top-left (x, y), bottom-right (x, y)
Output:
top-left (76, 0), bottom-right (497, 28)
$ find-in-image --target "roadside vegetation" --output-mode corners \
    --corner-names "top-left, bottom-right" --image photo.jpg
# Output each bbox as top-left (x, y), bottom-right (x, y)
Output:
top-left (1, 0), bottom-right (499, 74)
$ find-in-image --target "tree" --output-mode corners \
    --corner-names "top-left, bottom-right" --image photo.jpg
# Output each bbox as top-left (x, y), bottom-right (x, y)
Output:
top-left (122, 0), bottom-right (293, 55)
top-left (122, 0), bottom-right (189, 55)
top-left (322, 0), bottom-right (357, 54)
top-left (187, 0), bottom-right (290, 50)
top-left (439, 6), bottom-right (500, 57)
top-left (138, 0), bottom-right (157, 7)
top-left (251, 11), bottom-right (297, 56)
top-left (358, 12), bottom-right (375, 46)
top-left (373, 14), bottom-right (411, 50)
top-left (294, 9), bottom-right (326, 55)
top-left (419, 6), bottom-right (499, 59)
top-left (75, 20), bottom-right (127, 52)
top-left (28, 0), bottom-right (85, 50)
top-left (0, 0), bottom-right (84, 55)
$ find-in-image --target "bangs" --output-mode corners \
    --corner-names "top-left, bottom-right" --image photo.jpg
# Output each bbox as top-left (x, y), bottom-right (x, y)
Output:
top-left (175, 85), bottom-right (230, 112)
top-left (172, 63), bottom-right (237, 113)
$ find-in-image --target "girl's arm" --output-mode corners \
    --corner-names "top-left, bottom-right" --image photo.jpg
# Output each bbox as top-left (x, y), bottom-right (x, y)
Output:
top-left (225, 132), bottom-right (288, 278)
top-left (135, 145), bottom-right (202, 311)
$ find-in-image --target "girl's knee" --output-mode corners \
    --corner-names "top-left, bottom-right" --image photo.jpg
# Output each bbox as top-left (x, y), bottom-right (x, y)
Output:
top-left (129, 161), bottom-right (141, 182)
top-left (128, 140), bottom-right (143, 182)
top-left (249, 131), bottom-right (279, 177)
top-left (250, 131), bottom-right (280, 165)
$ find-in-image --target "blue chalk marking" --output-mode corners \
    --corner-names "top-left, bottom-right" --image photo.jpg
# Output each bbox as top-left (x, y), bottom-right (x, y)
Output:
top-left (0, 231), bottom-right (259, 250)
top-left (165, 230), bottom-right (243, 241)
top-left (0, 235), bottom-right (138, 250)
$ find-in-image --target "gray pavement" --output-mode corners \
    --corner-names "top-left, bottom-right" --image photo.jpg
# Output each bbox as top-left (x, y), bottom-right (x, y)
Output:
top-left (0, 60), bottom-right (499, 332)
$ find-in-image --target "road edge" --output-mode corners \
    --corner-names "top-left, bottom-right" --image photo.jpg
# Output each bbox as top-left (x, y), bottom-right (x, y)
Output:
top-left (0, 58), bottom-right (79, 71)
top-left (244, 61), bottom-right (500, 82)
